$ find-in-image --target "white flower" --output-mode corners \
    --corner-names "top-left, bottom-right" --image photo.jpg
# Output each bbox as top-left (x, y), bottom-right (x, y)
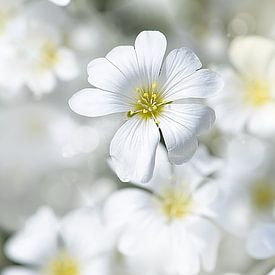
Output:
top-left (47, 0), bottom-right (71, 6)
top-left (247, 223), bottom-right (275, 259)
top-left (210, 36), bottom-right (275, 137)
top-left (1, 19), bottom-right (79, 97)
top-left (213, 135), bottom-right (275, 238)
top-left (69, 30), bottom-right (223, 183)
top-left (3, 207), bottom-right (115, 275)
top-left (103, 145), bottom-right (221, 275)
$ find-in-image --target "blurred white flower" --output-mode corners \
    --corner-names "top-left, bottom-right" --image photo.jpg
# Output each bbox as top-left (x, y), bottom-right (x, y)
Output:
top-left (247, 223), bottom-right (275, 259)
top-left (211, 36), bottom-right (275, 137)
top-left (247, 223), bottom-right (275, 275)
top-left (213, 136), bottom-right (275, 238)
top-left (3, 207), bottom-right (115, 275)
top-left (0, 19), bottom-right (79, 97)
top-left (104, 145), bottom-right (221, 275)
top-left (69, 30), bottom-right (223, 183)
top-left (48, 0), bottom-right (71, 6)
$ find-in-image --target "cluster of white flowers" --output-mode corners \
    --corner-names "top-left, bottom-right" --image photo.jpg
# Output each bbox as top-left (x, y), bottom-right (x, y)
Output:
top-left (1, 0), bottom-right (275, 275)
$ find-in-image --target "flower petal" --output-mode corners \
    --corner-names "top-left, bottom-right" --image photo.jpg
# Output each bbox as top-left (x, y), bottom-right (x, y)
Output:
top-left (160, 47), bottom-right (202, 91)
top-left (2, 267), bottom-right (38, 275)
top-left (247, 224), bottom-right (275, 259)
top-left (159, 104), bottom-right (215, 164)
top-left (55, 48), bottom-right (79, 81)
top-left (110, 117), bottom-right (160, 183)
top-left (61, 208), bottom-right (115, 258)
top-left (163, 69), bottom-right (223, 101)
top-left (27, 71), bottom-right (56, 96)
top-left (135, 31), bottom-right (167, 84)
top-left (69, 88), bottom-right (129, 117)
top-left (247, 104), bottom-right (275, 137)
top-left (5, 207), bottom-right (59, 265)
top-left (106, 45), bottom-right (140, 87)
top-left (87, 58), bottom-right (134, 102)
top-left (229, 36), bottom-right (275, 78)
top-left (103, 188), bottom-right (153, 229)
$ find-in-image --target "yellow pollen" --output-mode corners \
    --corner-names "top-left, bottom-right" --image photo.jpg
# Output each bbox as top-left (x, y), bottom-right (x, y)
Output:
top-left (161, 187), bottom-right (193, 220)
top-left (251, 181), bottom-right (275, 211)
top-left (44, 252), bottom-right (79, 275)
top-left (152, 82), bottom-right (157, 89)
top-left (245, 79), bottom-right (272, 106)
top-left (127, 83), bottom-right (172, 124)
top-left (40, 41), bottom-right (59, 70)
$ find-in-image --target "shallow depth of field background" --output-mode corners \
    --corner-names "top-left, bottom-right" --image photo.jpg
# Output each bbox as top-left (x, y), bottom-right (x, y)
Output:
top-left (1, 0), bottom-right (275, 274)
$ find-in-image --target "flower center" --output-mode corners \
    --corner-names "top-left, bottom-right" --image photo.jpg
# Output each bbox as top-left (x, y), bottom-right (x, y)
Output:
top-left (40, 41), bottom-right (59, 70)
top-left (245, 79), bottom-right (272, 106)
top-left (161, 187), bottom-right (193, 220)
top-left (127, 83), bottom-right (171, 125)
top-left (44, 252), bottom-right (80, 275)
top-left (251, 181), bottom-right (275, 211)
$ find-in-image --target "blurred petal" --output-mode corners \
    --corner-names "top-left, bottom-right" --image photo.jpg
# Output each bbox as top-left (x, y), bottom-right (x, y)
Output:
top-left (55, 48), bottom-right (79, 80)
top-left (247, 224), bottom-right (275, 259)
top-left (104, 188), bottom-right (153, 229)
top-left (27, 71), bottom-right (56, 96)
top-left (247, 104), bottom-right (275, 137)
top-left (2, 267), bottom-right (37, 275)
top-left (69, 88), bottom-right (130, 117)
top-left (110, 117), bottom-right (160, 183)
top-left (61, 208), bottom-right (114, 258)
top-left (229, 36), bottom-right (275, 77)
top-left (5, 207), bottom-right (59, 265)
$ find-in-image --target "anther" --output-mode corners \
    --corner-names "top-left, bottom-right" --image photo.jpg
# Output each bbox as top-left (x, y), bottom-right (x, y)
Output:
top-left (142, 109), bottom-right (148, 114)
top-left (143, 93), bottom-right (148, 98)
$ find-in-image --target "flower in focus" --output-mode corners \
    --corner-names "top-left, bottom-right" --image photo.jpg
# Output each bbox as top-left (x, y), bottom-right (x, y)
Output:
top-left (3, 207), bottom-right (115, 275)
top-left (104, 145), bottom-right (221, 275)
top-left (211, 36), bottom-right (275, 137)
top-left (69, 30), bottom-right (223, 183)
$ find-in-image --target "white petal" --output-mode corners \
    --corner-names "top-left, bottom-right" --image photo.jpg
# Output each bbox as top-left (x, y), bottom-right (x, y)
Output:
top-left (110, 117), bottom-right (160, 183)
top-left (135, 31), bottom-right (167, 85)
top-left (5, 207), bottom-right (59, 265)
top-left (229, 36), bottom-right (275, 78)
top-left (193, 181), bottom-right (218, 210)
top-left (247, 104), bottom-right (275, 137)
top-left (104, 188), bottom-right (153, 229)
top-left (27, 71), bottom-right (56, 96)
top-left (160, 47), bottom-right (202, 91)
top-left (190, 145), bottom-right (222, 176)
top-left (159, 104), bottom-right (215, 164)
top-left (61, 208), bottom-right (114, 258)
top-left (163, 69), bottom-right (223, 101)
top-left (55, 48), bottom-right (79, 80)
top-left (106, 45), bottom-right (140, 87)
top-left (247, 224), bottom-right (275, 259)
top-left (87, 58), bottom-right (134, 102)
top-left (268, 269), bottom-right (275, 275)
top-left (48, 0), bottom-right (71, 6)
top-left (2, 267), bottom-right (37, 275)
top-left (69, 88), bottom-right (129, 117)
